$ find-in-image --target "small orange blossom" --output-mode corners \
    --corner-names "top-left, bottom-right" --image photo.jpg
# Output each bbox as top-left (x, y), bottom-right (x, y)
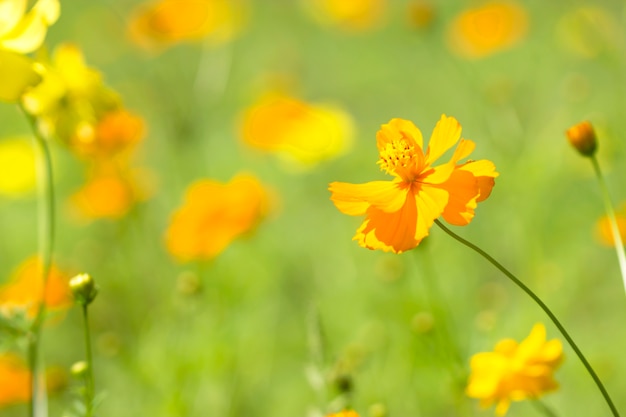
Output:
top-left (165, 174), bottom-right (270, 262)
top-left (329, 115), bottom-right (497, 253)
top-left (326, 411), bottom-right (360, 417)
top-left (0, 256), bottom-right (71, 318)
top-left (0, 353), bottom-right (30, 406)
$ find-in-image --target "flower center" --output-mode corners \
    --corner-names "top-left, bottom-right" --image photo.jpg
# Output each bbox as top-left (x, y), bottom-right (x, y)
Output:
top-left (377, 138), bottom-right (417, 176)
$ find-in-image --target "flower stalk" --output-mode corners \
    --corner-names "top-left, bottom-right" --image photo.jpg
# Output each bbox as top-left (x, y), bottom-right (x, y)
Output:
top-left (434, 219), bottom-right (620, 417)
top-left (590, 155), bottom-right (626, 293)
top-left (22, 106), bottom-right (55, 417)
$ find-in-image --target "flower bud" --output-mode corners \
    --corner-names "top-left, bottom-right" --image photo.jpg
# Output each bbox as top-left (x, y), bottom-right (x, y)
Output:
top-left (69, 273), bottom-right (98, 306)
top-left (70, 360), bottom-right (88, 377)
top-left (566, 120), bottom-right (597, 157)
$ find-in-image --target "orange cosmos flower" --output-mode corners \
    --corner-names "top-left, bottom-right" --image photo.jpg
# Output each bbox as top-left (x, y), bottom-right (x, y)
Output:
top-left (326, 411), bottom-right (360, 417)
top-left (0, 256), bottom-right (71, 318)
top-left (466, 323), bottom-right (563, 416)
top-left (329, 115), bottom-right (498, 253)
top-left (70, 164), bottom-right (150, 221)
top-left (165, 174), bottom-right (269, 262)
top-left (0, 353), bottom-right (30, 406)
top-left (241, 93), bottom-right (353, 167)
top-left (447, 1), bottom-right (528, 59)
top-left (129, 0), bottom-right (246, 49)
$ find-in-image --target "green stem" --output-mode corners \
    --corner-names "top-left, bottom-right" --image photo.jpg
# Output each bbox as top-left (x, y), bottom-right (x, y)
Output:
top-left (82, 304), bottom-right (95, 417)
top-left (21, 107), bottom-right (55, 417)
top-left (590, 156), bottom-right (626, 293)
top-left (434, 219), bottom-right (620, 417)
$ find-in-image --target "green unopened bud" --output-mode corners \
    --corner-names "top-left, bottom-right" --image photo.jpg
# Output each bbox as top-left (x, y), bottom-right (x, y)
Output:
top-left (566, 120), bottom-right (597, 157)
top-left (69, 273), bottom-right (98, 306)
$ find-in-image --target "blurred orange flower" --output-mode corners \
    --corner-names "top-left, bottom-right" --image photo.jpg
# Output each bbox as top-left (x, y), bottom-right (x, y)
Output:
top-left (303, 0), bottom-right (387, 32)
top-left (70, 164), bottom-right (150, 221)
top-left (329, 115), bottom-right (498, 253)
top-left (597, 205), bottom-right (626, 247)
top-left (165, 174), bottom-right (269, 262)
top-left (0, 256), bottom-right (71, 318)
top-left (447, 1), bottom-right (528, 59)
top-left (0, 353), bottom-right (30, 406)
top-left (326, 411), bottom-right (359, 417)
top-left (466, 323), bottom-right (563, 416)
top-left (241, 94), bottom-right (353, 167)
top-left (73, 109), bottom-right (145, 159)
top-left (129, 0), bottom-right (246, 49)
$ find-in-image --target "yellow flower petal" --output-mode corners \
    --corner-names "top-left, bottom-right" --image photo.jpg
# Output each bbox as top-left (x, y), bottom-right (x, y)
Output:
top-left (329, 180), bottom-right (408, 216)
top-left (0, 0), bottom-right (59, 53)
top-left (376, 117), bottom-right (424, 151)
top-left (0, 49), bottom-right (41, 102)
top-left (0, 136), bottom-right (36, 196)
top-left (426, 114), bottom-right (462, 165)
top-left (0, 0), bottom-right (26, 37)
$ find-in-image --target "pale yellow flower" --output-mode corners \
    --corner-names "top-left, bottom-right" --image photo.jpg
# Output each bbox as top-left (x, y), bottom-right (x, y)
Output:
top-left (466, 323), bottom-right (563, 416)
top-left (0, 0), bottom-right (59, 54)
top-left (303, 0), bottom-right (387, 32)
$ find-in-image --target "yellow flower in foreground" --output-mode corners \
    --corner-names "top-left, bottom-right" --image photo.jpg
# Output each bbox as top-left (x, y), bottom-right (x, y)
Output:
top-left (0, 136), bottom-right (36, 197)
top-left (326, 411), bottom-right (360, 417)
top-left (21, 43), bottom-right (121, 147)
top-left (0, 256), bottom-right (71, 318)
top-left (597, 204), bottom-right (626, 247)
top-left (303, 0), bottom-right (387, 32)
top-left (0, 353), bottom-right (30, 406)
top-left (0, 0), bottom-right (60, 54)
top-left (165, 175), bottom-right (269, 262)
top-left (129, 0), bottom-right (246, 49)
top-left (329, 115), bottom-right (498, 253)
top-left (466, 323), bottom-right (563, 416)
top-left (241, 94), bottom-right (353, 167)
top-left (447, 1), bottom-right (528, 59)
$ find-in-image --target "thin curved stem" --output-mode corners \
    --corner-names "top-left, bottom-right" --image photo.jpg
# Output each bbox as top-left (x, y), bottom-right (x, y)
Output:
top-left (21, 107), bottom-right (55, 417)
top-left (590, 155), bottom-right (626, 293)
top-left (434, 219), bottom-right (620, 417)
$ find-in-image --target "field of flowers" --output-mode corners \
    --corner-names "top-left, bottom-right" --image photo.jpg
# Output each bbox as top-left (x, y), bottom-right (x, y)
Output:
top-left (2, 0), bottom-right (626, 416)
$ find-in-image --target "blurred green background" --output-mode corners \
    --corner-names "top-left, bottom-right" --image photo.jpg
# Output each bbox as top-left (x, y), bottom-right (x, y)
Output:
top-left (1, 0), bottom-right (626, 416)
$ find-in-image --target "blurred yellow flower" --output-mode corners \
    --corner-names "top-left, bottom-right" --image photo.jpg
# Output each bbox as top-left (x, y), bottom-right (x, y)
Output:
top-left (0, 136), bottom-right (36, 197)
top-left (303, 0), bottom-right (387, 32)
top-left (22, 43), bottom-right (121, 147)
top-left (466, 323), bottom-right (563, 416)
top-left (0, 256), bottom-right (71, 318)
top-left (597, 205), bottom-right (626, 247)
top-left (165, 174), bottom-right (269, 262)
top-left (241, 94), bottom-right (353, 167)
top-left (447, 1), bottom-right (528, 59)
top-left (0, 353), bottom-right (30, 406)
top-left (0, 50), bottom-right (41, 101)
top-left (129, 0), bottom-right (246, 49)
top-left (329, 115), bottom-right (497, 253)
top-left (326, 411), bottom-right (360, 417)
top-left (0, 0), bottom-right (59, 54)
top-left (70, 164), bottom-right (149, 221)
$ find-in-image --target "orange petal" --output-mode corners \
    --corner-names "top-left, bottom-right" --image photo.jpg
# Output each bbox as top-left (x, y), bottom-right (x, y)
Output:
top-left (426, 114), bottom-right (462, 165)
top-left (438, 168), bottom-right (479, 226)
top-left (459, 159), bottom-right (498, 202)
top-left (354, 192), bottom-right (418, 253)
top-left (329, 179), bottom-right (409, 215)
